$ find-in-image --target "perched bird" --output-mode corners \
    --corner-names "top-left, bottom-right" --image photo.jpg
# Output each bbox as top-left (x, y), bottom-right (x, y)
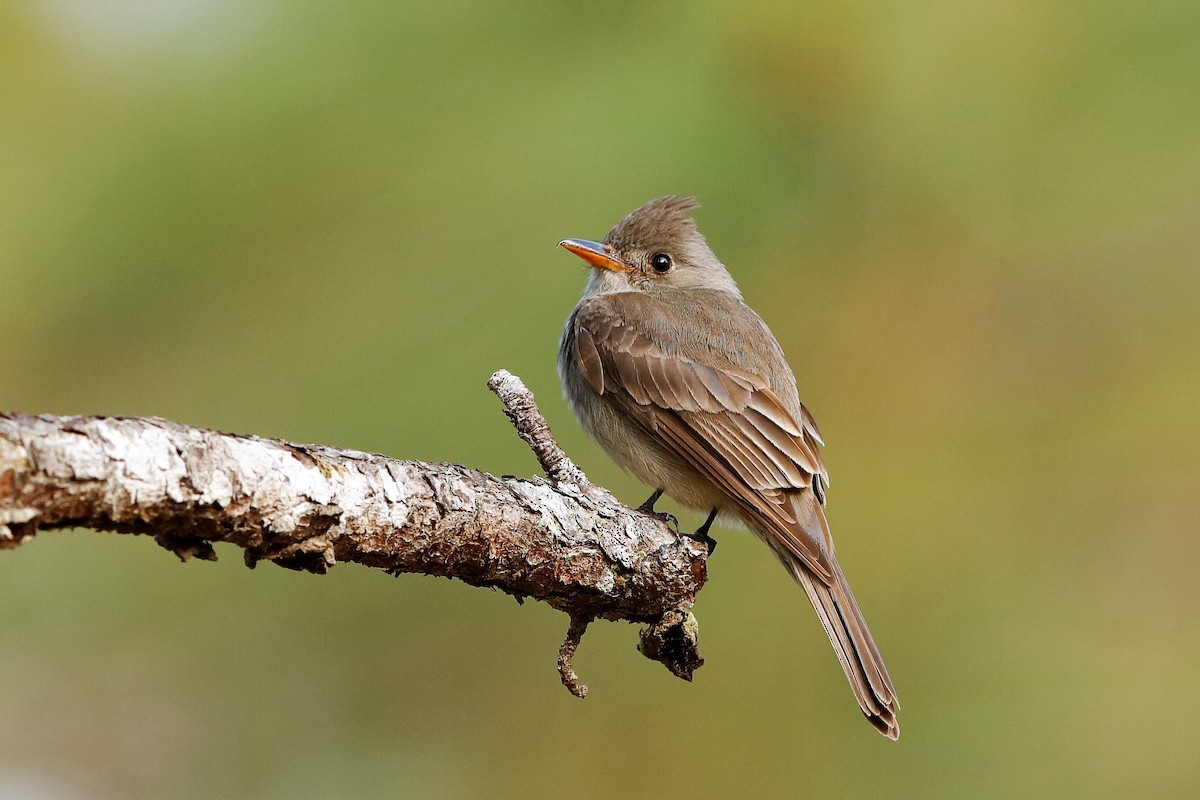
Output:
top-left (557, 196), bottom-right (898, 739)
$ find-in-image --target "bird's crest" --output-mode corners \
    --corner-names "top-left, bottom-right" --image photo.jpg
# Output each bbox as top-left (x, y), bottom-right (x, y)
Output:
top-left (604, 195), bottom-right (702, 252)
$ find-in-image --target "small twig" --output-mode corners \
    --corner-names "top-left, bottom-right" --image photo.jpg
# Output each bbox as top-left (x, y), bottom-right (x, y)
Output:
top-left (557, 615), bottom-right (592, 698)
top-left (488, 370), bottom-right (587, 485)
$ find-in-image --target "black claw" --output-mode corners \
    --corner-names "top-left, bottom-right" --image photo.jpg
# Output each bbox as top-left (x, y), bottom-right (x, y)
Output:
top-left (636, 489), bottom-right (679, 533)
top-left (646, 510), bottom-right (679, 533)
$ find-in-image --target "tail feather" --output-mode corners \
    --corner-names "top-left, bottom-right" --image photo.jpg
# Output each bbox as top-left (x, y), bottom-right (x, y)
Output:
top-left (830, 558), bottom-right (897, 710)
top-left (789, 559), bottom-right (899, 740)
top-left (769, 488), bottom-right (899, 739)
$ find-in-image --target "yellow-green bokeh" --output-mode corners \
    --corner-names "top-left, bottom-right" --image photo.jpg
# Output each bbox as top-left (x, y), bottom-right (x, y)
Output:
top-left (2, 1), bottom-right (1198, 797)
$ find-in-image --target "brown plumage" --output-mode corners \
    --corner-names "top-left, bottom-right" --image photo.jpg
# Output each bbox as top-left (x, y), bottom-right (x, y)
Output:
top-left (557, 196), bottom-right (899, 739)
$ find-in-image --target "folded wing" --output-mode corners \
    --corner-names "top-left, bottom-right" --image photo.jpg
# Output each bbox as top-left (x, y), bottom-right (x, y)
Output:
top-left (573, 301), bottom-right (833, 583)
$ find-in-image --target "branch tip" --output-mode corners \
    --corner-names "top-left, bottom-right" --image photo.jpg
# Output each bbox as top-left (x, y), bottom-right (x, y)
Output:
top-left (638, 608), bottom-right (705, 681)
top-left (487, 369), bottom-right (587, 486)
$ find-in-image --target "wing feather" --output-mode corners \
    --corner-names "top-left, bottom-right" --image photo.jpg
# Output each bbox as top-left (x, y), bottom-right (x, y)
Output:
top-left (573, 300), bottom-right (834, 581)
top-left (574, 325), bottom-right (604, 394)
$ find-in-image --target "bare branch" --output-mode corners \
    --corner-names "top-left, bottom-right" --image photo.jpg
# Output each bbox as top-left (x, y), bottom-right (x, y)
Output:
top-left (0, 373), bottom-right (708, 692)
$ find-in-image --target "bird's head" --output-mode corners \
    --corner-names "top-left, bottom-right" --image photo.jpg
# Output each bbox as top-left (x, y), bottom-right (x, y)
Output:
top-left (560, 196), bottom-right (742, 298)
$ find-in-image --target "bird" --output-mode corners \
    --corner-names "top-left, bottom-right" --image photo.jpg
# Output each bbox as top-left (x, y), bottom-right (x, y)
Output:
top-left (556, 196), bottom-right (898, 739)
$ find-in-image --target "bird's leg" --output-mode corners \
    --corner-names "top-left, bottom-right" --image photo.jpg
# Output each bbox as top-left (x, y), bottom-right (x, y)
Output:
top-left (690, 508), bottom-right (719, 555)
top-left (636, 488), bottom-right (663, 513)
top-left (635, 488), bottom-right (678, 532)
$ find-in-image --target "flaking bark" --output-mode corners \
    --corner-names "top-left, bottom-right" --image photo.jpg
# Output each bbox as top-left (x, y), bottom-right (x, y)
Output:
top-left (0, 370), bottom-right (707, 692)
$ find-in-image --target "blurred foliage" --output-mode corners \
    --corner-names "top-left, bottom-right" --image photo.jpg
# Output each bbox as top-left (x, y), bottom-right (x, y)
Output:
top-left (2, 0), bottom-right (1199, 797)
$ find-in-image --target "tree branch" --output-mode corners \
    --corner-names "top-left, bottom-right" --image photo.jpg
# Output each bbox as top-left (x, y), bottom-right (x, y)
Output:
top-left (0, 371), bottom-right (707, 693)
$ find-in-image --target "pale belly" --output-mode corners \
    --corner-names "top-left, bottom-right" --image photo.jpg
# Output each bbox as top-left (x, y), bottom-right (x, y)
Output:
top-left (559, 341), bottom-right (730, 513)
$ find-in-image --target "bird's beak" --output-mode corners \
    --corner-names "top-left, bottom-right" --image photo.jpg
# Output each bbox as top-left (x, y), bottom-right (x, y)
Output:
top-left (558, 238), bottom-right (630, 273)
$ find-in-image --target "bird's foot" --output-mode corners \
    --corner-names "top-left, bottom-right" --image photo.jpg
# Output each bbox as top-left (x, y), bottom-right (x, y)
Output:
top-left (690, 531), bottom-right (717, 555)
top-left (646, 510), bottom-right (680, 533)
top-left (635, 488), bottom-right (663, 514)
top-left (636, 489), bottom-right (679, 533)
top-left (687, 508), bottom-right (719, 555)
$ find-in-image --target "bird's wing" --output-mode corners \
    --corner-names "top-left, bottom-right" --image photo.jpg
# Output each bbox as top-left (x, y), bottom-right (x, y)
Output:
top-left (573, 301), bottom-right (834, 583)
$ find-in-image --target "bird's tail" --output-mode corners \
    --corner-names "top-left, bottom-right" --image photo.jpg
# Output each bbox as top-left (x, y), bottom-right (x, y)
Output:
top-left (787, 554), bottom-right (899, 739)
top-left (763, 488), bottom-right (899, 739)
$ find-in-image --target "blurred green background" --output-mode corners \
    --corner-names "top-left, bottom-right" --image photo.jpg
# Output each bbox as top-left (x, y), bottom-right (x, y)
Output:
top-left (2, 0), bottom-right (1198, 797)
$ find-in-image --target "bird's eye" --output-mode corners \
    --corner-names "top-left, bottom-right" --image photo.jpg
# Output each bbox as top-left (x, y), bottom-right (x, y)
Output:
top-left (650, 253), bottom-right (673, 273)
